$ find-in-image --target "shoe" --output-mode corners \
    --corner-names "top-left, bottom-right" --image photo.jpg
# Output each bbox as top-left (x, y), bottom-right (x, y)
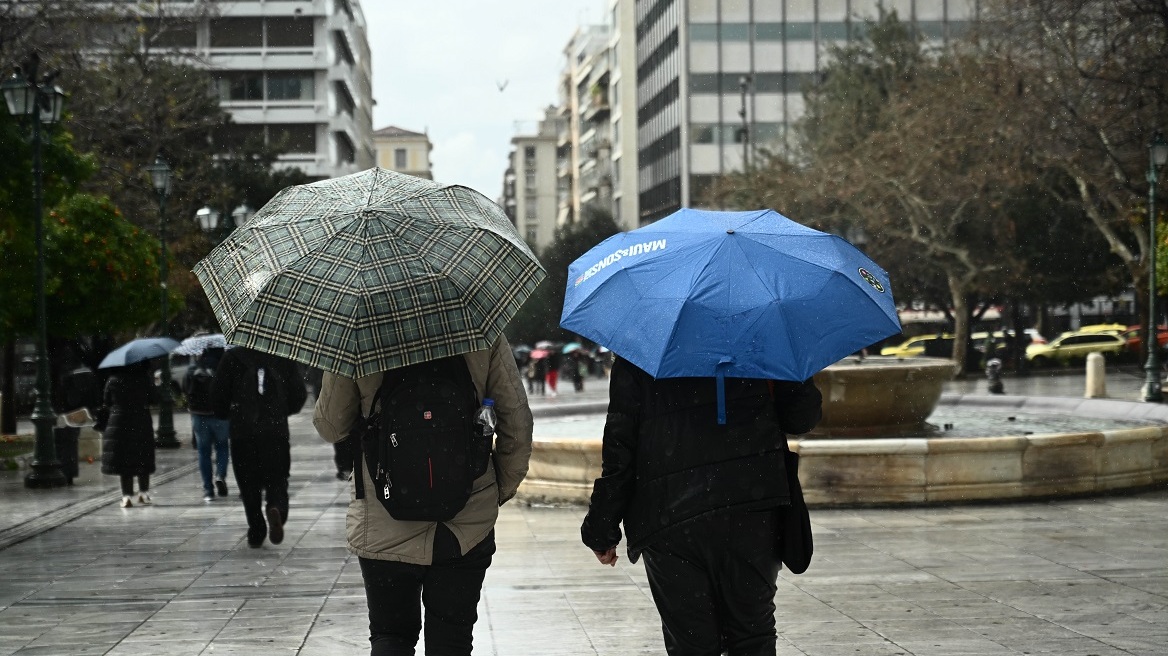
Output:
top-left (215, 479), bottom-right (228, 497)
top-left (336, 469), bottom-right (351, 481)
top-left (247, 527), bottom-right (266, 548)
top-left (203, 492), bottom-right (214, 502)
top-left (247, 536), bottom-right (263, 548)
top-left (120, 496), bottom-right (133, 508)
top-left (266, 506), bottom-right (284, 545)
top-left (137, 493), bottom-right (152, 505)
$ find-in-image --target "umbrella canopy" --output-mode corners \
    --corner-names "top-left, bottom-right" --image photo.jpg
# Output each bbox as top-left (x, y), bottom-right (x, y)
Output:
top-left (98, 337), bottom-right (181, 369)
top-left (529, 348), bottom-right (551, 359)
top-left (174, 333), bottom-right (227, 356)
top-left (561, 208), bottom-right (901, 397)
top-left (193, 168), bottom-right (546, 378)
top-left (562, 342), bottom-right (584, 354)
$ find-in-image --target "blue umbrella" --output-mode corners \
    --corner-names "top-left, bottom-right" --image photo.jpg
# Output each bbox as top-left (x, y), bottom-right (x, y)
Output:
top-left (560, 208), bottom-right (901, 422)
top-left (98, 337), bottom-right (182, 369)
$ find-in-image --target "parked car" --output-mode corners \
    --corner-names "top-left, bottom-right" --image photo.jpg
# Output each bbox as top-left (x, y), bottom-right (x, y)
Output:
top-left (880, 334), bottom-right (953, 358)
top-left (1026, 329), bottom-right (1128, 367)
top-left (1119, 325), bottom-right (1168, 356)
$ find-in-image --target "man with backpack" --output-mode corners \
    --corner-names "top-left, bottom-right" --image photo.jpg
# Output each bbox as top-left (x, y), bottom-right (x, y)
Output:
top-left (213, 347), bottom-right (307, 548)
top-left (313, 334), bottom-right (533, 656)
top-left (183, 346), bottom-right (230, 502)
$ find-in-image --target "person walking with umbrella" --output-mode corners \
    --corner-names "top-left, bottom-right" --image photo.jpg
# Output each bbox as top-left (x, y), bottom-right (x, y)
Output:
top-left (177, 333), bottom-right (231, 502)
top-left (564, 208), bottom-right (902, 654)
top-left (194, 168), bottom-right (544, 655)
top-left (94, 337), bottom-right (180, 508)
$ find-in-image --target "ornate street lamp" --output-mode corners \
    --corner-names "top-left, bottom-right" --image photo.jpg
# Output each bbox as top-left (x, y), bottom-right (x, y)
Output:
top-left (145, 157), bottom-right (180, 447)
top-left (1143, 131), bottom-right (1168, 402)
top-left (3, 54), bottom-right (68, 488)
top-left (231, 203), bottom-right (254, 228)
top-left (195, 205), bottom-right (220, 233)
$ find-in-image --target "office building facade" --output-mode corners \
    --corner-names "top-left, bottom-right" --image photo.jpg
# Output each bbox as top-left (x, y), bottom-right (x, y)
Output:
top-left (502, 107), bottom-right (562, 251)
top-left (634, 0), bottom-right (979, 222)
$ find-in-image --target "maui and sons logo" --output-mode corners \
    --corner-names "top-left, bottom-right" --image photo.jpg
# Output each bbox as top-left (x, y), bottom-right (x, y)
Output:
top-left (574, 239), bottom-right (668, 286)
top-left (858, 267), bottom-right (885, 293)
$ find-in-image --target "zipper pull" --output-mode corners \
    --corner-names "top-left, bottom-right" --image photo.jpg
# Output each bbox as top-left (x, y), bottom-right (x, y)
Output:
top-left (383, 482), bottom-right (391, 499)
top-left (390, 433), bottom-right (398, 447)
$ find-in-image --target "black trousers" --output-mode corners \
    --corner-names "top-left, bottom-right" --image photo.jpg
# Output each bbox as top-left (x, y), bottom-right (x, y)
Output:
top-left (232, 464), bottom-right (288, 544)
top-left (641, 509), bottom-right (782, 656)
top-left (119, 474), bottom-right (149, 496)
top-left (358, 525), bottom-right (495, 656)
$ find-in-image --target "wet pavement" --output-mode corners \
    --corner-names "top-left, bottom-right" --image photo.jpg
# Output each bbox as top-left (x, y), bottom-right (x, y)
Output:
top-left (0, 366), bottom-right (1164, 655)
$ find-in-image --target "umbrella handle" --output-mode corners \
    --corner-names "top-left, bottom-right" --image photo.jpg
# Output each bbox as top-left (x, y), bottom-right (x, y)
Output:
top-left (715, 358), bottom-right (734, 426)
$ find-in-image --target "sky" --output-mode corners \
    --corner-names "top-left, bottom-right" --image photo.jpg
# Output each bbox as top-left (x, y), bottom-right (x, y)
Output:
top-left (359, 1), bottom-right (607, 199)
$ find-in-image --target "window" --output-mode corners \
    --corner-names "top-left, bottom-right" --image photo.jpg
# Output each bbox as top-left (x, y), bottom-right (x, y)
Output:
top-left (524, 146), bottom-right (536, 162)
top-left (213, 123), bottom-right (265, 149)
top-left (216, 72), bottom-right (263, 101)
top-left (525, 203), bottom-right (536, 219)
top-left (525, 169), bottom-right (536, 186)
top-left (266, 17), bottom-right (314, 47)
top-left (210, 18), bottom-right (263, 48)
top-left (267, 73), bottom-right (314, 100)
top-left (270, 124), bottom-right (317, 153)
top-left (526, 225), bottom-right (538, 242)
top-left (144, 19), bottom-right (197, 48)
top-left (394, 148), bottom-right (407, 168)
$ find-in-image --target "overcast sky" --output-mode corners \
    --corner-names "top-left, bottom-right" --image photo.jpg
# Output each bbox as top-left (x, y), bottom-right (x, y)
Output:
top-left (359, 1), bottom-right (606, 199)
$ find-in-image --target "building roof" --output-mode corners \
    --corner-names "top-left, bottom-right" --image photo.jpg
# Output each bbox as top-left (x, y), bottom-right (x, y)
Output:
top-left (372, 125), bottom-right (427, 138)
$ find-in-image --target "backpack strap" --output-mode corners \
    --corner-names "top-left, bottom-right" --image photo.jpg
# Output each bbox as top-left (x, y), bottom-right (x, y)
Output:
top-left (352, 376), bottom-right (388, 501)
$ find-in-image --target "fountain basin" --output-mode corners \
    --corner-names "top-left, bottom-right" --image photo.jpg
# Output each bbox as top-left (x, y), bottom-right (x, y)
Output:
top-left (812, 356), bottom-right (957, 436)
top-left (518, 394), bottom-right (1168, 507)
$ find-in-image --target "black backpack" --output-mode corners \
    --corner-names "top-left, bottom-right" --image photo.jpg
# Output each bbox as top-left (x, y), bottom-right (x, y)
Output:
top-left (354, 355), bottom-right (492, 522)
top-left (186, 364), bottom-right (216, 413)
top-left (229, 351), bottom-right (290, 435)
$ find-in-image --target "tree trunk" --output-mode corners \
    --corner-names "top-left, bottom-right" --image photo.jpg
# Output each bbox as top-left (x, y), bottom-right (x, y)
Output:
top-left (948, 275), bottom-right (970, 380)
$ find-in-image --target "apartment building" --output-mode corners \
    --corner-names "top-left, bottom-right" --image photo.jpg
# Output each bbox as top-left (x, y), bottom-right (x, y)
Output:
top-left (555, 25), bottom-right (612, 230)
top-left (373, 126), bottom-right (433, 179)
top-left (501, 107), bottom-right (561, 251)
top-left (633, 0), bottom-right (979, 222)
top-left (131, 0), bottom-right (374, 179)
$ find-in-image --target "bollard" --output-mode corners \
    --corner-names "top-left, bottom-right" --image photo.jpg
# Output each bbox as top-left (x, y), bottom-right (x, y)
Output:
top-left (985, 358), bottom-right (1004, 394)
top-left (1084, 352), bottom-right (1107, 398)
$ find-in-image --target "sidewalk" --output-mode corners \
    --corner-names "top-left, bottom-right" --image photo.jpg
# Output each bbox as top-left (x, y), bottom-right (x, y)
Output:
top-left (0, 369), bottom-right (1164, 655)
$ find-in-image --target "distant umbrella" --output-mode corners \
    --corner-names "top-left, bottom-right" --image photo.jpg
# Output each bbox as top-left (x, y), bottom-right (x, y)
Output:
top-left (98, 337), bottom-right (181, 369)
top-left (174, 333), bottom-right (227, 356)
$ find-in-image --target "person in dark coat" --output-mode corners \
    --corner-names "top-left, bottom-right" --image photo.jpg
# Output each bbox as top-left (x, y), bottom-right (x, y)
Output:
top-left (581, 357), bottom-right (822, 656)
top-left (94, 361), bottom-right (157, 508)
top-left (212, 347), bottom-right (307, 548)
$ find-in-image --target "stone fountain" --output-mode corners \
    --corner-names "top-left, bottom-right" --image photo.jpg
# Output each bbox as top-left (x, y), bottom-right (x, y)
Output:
top-left (517, 356), bottom-right (1168, 506)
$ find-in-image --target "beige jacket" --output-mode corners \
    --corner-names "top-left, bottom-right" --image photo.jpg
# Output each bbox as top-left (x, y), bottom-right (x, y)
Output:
top-left (313, 335), bottom-right (533, 564)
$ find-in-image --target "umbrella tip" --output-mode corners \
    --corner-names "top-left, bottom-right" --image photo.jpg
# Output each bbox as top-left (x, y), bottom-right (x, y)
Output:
top-left (727, 229), bottom-right (735, 234)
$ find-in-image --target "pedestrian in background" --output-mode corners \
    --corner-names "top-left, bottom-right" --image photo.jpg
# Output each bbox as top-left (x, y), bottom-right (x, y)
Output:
top-left (545, 349), bottom-right (562, 397)
top-left (313, 335), bottom-right (534, 656)
top-left (306, 366), bottom-right (352, 480)
top-left (581, 356), bottom-right (822, 655)
top-left (213, 347), bottom-right (307, 547)
top-left (184, 346), bottom-right (230, 502)
top-left (94, 360), bottom-right (156, 508)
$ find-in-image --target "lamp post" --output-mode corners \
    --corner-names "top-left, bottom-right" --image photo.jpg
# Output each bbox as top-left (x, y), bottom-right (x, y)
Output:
top-left (231, 203), bottom-right (254, 229)
top-left (196, 202), bottom-right (250, 242)
top-left (3, 54), bottom-right (68, 488)
top-left (1143, 132), bottom-right (1168, 402)
top-left (737, 75), bottom-right (751, 171)
top-left (145, 157), bottom-right (180, 447)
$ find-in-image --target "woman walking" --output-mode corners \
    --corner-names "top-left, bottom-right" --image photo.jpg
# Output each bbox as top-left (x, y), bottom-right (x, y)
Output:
top-left (95, 361), bottom-right (157, 508)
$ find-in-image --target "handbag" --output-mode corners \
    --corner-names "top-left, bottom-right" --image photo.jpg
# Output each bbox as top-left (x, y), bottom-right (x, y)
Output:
top-left (778, 449), bottom-right (813, 574)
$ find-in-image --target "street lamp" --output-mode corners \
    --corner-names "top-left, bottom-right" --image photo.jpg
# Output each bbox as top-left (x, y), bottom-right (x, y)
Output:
top-left (231, 203), bottom-right (254, 228)
top-left (145, 156), bottom-right (180, 447)
top-left (3, 54), bottom-right (68, 488)
top-left (195, 205), bottom-right (220, 233)
top-left (1143, 131), bottom-right (1168, 402)
top-left (737, 75), bottom-right (751, 171)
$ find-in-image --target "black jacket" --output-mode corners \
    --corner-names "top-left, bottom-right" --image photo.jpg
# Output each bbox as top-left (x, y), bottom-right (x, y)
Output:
top-left (580, 357), bottom-right (822, 562)
top-left (211, 348), bottom-right (307, 484)
top-left (97, 363), bottom-right (156, 477)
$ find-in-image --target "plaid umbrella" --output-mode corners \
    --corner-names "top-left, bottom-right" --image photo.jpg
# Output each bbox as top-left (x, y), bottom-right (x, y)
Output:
top-left (193, 168), bottom-right (545, 378)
